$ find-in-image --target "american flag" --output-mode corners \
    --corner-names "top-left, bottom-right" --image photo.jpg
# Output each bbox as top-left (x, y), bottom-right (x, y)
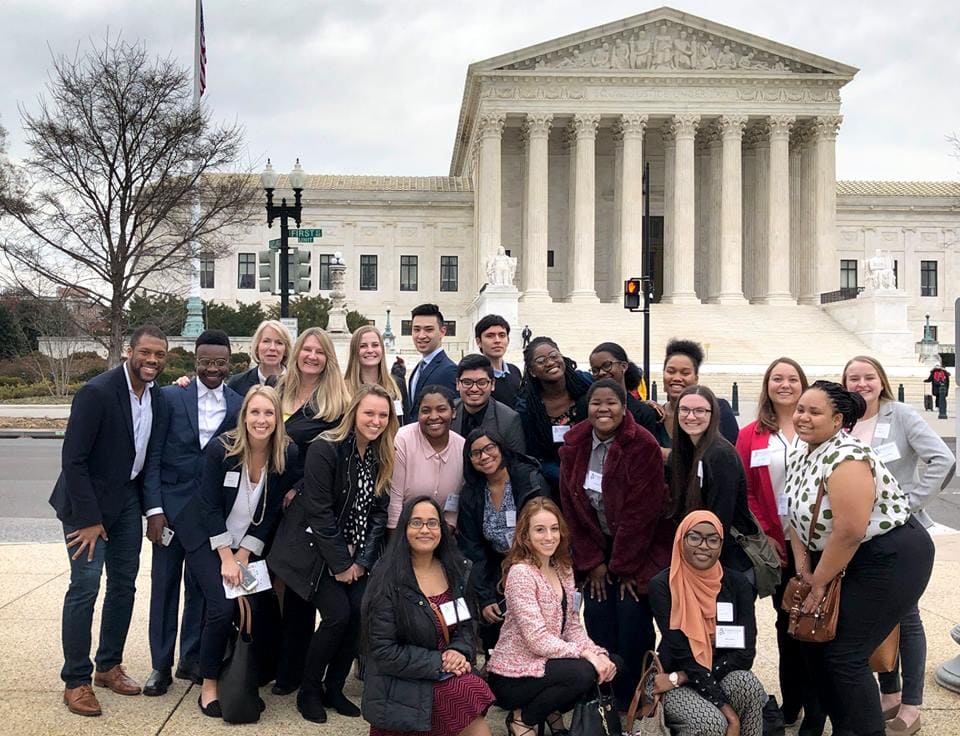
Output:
top-left (198, 0), bottom-right (207, 97)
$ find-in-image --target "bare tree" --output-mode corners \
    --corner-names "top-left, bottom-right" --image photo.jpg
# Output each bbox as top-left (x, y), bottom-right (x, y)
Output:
top-left (0, 37), bottom-right (258, 365)
top-left (0, 120), bottom-right (28, 219)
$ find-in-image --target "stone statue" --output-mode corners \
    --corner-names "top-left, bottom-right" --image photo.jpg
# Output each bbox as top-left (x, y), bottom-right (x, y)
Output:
top-left (697, 38), bottom-right (717, 69)
top-left (630, 31), bottom-right (652, 69)
top-left (673, 30), bottom-right (694, 69)
top-left (864, 249), bottom-right (897, 291)
top-left (590, 43), bottom-right (612, 67)
top-left (611, 38), bottom-right (631, 68)
top-left (717, 44), bottom-right (738, 69)
top-left (486, 246), bottom-right (518, 288)
top-left (653, 27), bottom-right (675, 69)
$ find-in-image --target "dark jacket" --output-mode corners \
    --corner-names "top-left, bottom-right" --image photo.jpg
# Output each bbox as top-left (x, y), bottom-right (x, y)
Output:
top-left (649, 566), bottom-right (757, 709)
top-left (559, 411), bottom-right (674, 591)
top-left (458, 456), bottom-right (547, 607)
top-left (176, 436), bottom-right (299, 554)
top-left (491, 362), bottom-right (522, 409)
top-left (49, 364), bottom-right (162, 529)
top-left (654, 398), bottom-right (739, 450)
top-left (451, 397), bottom-right (526, 455)
top-left (268, 436), bottom-right (389, 600)
top-left (227, 366), bottom-right (260, 396)
top-left (361, 563), bottom-right (477, 732)
top-left (406, 349), bottom-right (458, 415)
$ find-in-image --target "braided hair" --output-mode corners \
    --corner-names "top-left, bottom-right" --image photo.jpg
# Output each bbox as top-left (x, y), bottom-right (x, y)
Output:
top-left (809, 380), bottom-right (866, 432)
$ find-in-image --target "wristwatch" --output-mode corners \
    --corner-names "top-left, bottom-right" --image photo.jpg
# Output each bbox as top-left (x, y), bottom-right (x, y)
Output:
top-left (668, 672), bottom-right (679, 688)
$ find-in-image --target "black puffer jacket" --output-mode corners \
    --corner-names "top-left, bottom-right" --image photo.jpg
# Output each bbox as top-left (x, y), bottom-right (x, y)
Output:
top-left (361, 564), bottom-right (477, 732)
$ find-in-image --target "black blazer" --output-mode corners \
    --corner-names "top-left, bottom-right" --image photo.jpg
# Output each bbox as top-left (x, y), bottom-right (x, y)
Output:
top-left (49, 364), bottom-right (162, 529)
top-left (176, 436), bottom-right (299, 554)
top-left (226, 366), bottom-right (279, 396)
top-left (450, 397), bottom-right (526, 455)
top-left (406, 349), bottom-right (458, 415)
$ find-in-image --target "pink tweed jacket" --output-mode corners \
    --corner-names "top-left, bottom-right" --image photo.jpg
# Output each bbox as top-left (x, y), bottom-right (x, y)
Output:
top-left (486, 561), bottom-right (605, 679)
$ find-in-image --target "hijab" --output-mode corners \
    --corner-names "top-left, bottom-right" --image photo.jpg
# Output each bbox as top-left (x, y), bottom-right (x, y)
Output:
top-left (668, 510), bottom-right (724, 670)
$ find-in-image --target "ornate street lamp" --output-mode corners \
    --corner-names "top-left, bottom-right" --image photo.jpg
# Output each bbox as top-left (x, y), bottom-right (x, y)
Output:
top-left (260, 159), bottom-right (306, 318)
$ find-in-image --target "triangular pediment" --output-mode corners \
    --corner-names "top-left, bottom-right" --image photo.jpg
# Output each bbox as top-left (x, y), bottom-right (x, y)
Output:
top-left (473, 7), bottom-right (857, 76)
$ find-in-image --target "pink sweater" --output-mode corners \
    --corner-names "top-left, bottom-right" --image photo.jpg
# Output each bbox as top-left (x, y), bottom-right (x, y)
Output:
top-left (487, 562), bottom-right (605, 678)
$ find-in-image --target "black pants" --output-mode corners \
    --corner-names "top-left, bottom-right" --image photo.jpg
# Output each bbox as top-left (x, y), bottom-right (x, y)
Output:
top-left (488, 655), bottom-right (624, 726)
top-left (274, 584), bottom-right (317, 689)
top-left (300, 573), bottom-right (367, 696)
top-left (809, 517), bottom-right (934, 736)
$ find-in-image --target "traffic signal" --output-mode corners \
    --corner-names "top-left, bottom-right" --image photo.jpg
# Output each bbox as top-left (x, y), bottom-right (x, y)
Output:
top-left (624, 278), bottom-right (642, 310)
top-left (258, 250), bottom-right (275, 293)
top-left (287, 248), bottom-right (312, 294)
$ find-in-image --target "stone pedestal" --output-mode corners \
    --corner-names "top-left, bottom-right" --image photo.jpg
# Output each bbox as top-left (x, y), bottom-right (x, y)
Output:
top-left (468, 285), bottom-right (520, 336)
top-left (822, 289), bottom-right (914, 356)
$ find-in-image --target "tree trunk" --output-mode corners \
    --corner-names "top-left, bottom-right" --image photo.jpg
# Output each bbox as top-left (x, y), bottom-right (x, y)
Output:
top-left (108, 304), bottom-right (124, 368)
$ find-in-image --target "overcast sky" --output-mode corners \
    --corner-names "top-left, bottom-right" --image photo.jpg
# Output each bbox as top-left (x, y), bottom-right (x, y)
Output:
top-left (2, 0), bottom-right (958, 181)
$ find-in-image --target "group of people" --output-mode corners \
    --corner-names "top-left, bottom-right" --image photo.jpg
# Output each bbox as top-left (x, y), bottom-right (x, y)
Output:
top-left (50, 304), bottom-right (955, 736)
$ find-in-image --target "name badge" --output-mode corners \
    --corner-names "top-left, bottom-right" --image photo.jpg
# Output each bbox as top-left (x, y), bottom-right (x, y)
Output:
top-left (504, 509), bottom-right (517, 528)
top-left (874, 423), bottom-right (891, 440)
top-left (715, 625), bottom-right (746, 649)
top-left (444, 494), bottom-right (459, 513)
top-left (394, 399), bottom-right (404, 417)
top-left (697, 461), bottom-right (704, 482)
top-left (552, 425), bottom-right (571, 443)
top-left (224, 471), bottom-right (240, 488)
top-left (584, 470), bottom-right (603, 492)
top-left (439, 597), bottom-right (472, 625)
top-left (716, 601), bottom-right (734, 622)
top-left (876, 443), bottom-right (901, 464)
top-left (777, 494), bottom-right (789, 516)
top-left (750, 449), bottom-right (771, 468)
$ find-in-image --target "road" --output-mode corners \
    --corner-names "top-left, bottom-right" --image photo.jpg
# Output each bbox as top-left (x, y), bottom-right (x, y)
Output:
top-left (1, 438), bottom-right (958, 543)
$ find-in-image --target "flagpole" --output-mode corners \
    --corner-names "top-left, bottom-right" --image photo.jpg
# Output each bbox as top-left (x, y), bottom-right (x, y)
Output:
top-left (182, 0), bottom-right (206, 336)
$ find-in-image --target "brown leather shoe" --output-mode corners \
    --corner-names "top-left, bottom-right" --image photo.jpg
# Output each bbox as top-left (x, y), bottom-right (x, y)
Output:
top-left (64, 685), bottom-right (102, 716)
top-left (94, 665), bottom-right (141, 695)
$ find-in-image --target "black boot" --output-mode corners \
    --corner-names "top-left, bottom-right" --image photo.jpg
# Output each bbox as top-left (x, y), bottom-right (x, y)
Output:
top-left (296, 689), bottom-right (327, 723)
top-left (322, 687), bottom-right (361, 717)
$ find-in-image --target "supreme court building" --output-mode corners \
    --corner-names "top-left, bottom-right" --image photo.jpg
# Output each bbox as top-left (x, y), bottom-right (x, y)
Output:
top-left (205, 7), bottom-right (958, 361)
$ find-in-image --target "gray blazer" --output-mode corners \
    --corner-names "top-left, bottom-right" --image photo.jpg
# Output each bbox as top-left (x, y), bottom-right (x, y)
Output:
top-left (869, 400), bottom-right (956, 528)
top-left (451, 397), bottom-right (526, 455)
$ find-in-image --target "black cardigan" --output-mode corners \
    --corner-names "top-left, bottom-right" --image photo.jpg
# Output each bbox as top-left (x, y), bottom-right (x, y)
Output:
top-left (649, 566), bottom-right (757, 709)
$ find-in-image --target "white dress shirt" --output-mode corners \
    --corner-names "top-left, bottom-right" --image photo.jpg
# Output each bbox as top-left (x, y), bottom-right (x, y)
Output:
top-left (197, 381), bottom-right (227, 449)
top-left (123, 362), bottom-right (154, 481)
top-left (221, 465), bottom-right (266, 555)
top-left (410, 346), bottom-right (444, 400)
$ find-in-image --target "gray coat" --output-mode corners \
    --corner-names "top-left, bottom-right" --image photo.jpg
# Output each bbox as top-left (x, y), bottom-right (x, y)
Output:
top-left (868, 400), bottom-right (955, 528)
top-left (451, 397), bottom-right (526, 455)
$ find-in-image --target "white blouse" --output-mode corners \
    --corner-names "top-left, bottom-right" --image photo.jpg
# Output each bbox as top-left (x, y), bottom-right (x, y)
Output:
top-left (224, 465), bottom-right (266, 550)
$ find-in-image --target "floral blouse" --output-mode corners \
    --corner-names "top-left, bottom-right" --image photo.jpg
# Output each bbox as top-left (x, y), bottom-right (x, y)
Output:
top-left (784, 430), bottom-right (909, 551)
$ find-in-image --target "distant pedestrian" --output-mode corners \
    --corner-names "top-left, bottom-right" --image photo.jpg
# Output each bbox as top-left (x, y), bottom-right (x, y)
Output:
top-left (521, 324), bottom-right (532, 350)
top-left (924, 364), bottom-right (950, 412)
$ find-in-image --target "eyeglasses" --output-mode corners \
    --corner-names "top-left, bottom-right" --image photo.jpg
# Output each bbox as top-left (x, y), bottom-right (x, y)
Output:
top-left (590, 360), bottom-right (623, 376)
top-left (408, 518), bottom-right (441, 530)
top-left (684, 531), bottom-right (722, 549)
top-left (532, 351), bottom-right (562, 367)
top-left (678, 406), bottom-right (712, 418)
top-left (197, 359), bottom-right (229, 369)
top-left (469, 442), bottom-right (499, 459)
top-left (459, 378), bottom-right (491, 389)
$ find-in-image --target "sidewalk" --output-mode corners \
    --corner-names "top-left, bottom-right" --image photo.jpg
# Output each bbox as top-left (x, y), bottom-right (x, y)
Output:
top-left (1, 537), bottom-right (959, 735)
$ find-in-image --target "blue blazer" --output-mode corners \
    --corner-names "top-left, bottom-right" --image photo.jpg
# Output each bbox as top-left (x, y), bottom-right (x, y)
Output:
top-left (49, 364), bottom-right (162, 529)
top-left (406, 349), bottom-right (458, 415)
top-left (176, 436), bottom-right (299, 554)
top-left (142, 380), bottom-right (243, 525)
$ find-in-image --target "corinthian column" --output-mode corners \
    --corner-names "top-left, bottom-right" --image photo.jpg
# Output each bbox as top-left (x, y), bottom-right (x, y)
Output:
top-left (761, 115), bottom-right (796, 304)
top-left (476, 113), bottom-right (506, 287)
top-left (520, 113), bottom-right (553, 302)
top-left (716, 114), bottom-right (748, 304)
top-left (614, 114), bottom-right (647, 299)
top-left (566, 113), bottom-right (601, 302)
top-left (662, 114), bottom-right (699, 304)
top-left (812, 115), bottom-right (842, 296)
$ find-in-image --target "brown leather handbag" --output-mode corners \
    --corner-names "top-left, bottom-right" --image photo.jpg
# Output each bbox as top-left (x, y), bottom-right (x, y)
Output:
top-left (870, 624), bottom-right (901, 672)
top-left (780, 479), bottom-right (844, 643)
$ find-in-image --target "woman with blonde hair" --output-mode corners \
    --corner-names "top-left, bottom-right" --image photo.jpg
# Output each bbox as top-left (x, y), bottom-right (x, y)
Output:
top-left (344, 325), bottom-right (406, 418)
top-left (228, 320), bottom-right (293, 395)
top-left (268, 384), bottom-right (399, 723)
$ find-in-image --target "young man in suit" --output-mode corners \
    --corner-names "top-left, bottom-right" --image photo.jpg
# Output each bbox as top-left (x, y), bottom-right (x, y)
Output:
top-left (50, 325), bottom-right (168, 717)
top-left (452, 354), bottom-right (527, 455)
top-left (474, 314), bottom-right (522, 409)
top-left (406, 303), bottom-right (457, 414)
top-left (141, 330), bottom-right (243, 696)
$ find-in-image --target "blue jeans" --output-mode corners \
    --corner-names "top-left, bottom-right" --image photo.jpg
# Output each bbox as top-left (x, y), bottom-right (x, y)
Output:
top-left (60, 493), bottom-right (142, 687)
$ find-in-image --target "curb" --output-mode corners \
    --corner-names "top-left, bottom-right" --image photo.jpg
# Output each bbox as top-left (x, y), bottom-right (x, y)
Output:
top-left (0, 429), bottom-right (66, 439)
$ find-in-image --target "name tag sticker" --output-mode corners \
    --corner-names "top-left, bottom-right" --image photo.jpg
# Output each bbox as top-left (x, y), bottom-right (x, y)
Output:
top-left (874, 423), bottom-right (891, 439)
top-left (876, 443), bottom-right (901, 464)
top-left (715, 625), bottom-right (746, 649)
top-left (750, 449), bottom-right (772, 467)
top-left (444, 494), bottom-right (459, 513)
top-left (552, 425), bottom-right (571, 443)
top-left (716, 601), bottom-right (734, 622)
top-left (224, 471), bottom-right (240, 488)
top-left (394, 399), bottom-right (404, 417)
top-left (777, 494), bottom-right (789, 516)
top-left (584, 470), bottom-right (603, 492)
top-left (504, 509), bottom-right (517, 528)
top-left (439, 597), bottom-right (472, 625)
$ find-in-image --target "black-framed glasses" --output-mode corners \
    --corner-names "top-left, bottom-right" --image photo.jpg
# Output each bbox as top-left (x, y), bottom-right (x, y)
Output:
top-left (198, 358), bottom-right (229, 369)
top-left (678, 406), bottom-right (712, 418)
top-left (459, 378), bottom-right (492, 389)
top-left (684, 531), bottom-right (722, 549)
top-left (532, 351), bottom-right (562, 367)
top-left (408, 518), bottom-right (441, 530)
top-left (590, 360), bottom-right (623, 376)
top-left (469, 442), bottom-right (499, 459)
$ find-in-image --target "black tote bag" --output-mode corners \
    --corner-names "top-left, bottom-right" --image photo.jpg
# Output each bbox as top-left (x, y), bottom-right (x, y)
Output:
top-left (219, 596), bottom-right (261, 724)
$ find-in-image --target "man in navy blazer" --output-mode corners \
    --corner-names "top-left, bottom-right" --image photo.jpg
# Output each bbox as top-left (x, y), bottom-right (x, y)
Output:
top-left (405, 303), bottom-right (458, 416)
top-left (141, 330), bottom-right (242, 696)
top-left (50, 325), bottom-right (168, 717)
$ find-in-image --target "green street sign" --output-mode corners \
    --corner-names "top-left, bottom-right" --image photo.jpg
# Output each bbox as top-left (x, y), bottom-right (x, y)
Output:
top-left (268, 238), bottom-right (281, 251)
top-left (289, 228), bottom-right (323, 241)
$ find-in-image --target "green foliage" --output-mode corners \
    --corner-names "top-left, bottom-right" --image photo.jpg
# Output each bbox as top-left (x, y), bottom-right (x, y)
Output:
top-left (125, 292), bottom-right (187, 336)
top-left (265, 295), bottom-right (370, 334)
top-left (0, 303), bottom-right (29, 359)
top-left (204, 301), bottom-right (266, 336)
top-left (347, 310), bottom-right (371, 332)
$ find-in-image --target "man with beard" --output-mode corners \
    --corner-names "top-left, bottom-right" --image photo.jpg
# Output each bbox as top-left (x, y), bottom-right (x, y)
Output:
top-left (50, 325), bottom-right (168, 716)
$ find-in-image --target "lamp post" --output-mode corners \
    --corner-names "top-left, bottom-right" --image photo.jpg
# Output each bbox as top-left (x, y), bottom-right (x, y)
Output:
top-left (261, 159), bottom-right (306, 318)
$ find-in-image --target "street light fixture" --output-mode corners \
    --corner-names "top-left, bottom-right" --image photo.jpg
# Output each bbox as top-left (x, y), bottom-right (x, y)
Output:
top-left (260, 158), bottom-right (305, 318)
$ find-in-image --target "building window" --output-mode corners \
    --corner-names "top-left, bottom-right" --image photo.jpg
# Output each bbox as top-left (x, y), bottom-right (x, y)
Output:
top-left (200, 256), bottom-right (215, 289)
top-left (929, 325), bottom-right (939, 341)
top-left (440, 256), bottom-right (458, 292)
top-left (547, 250), bottom-right (555, 268)
top-left (401, 319), bottom-right (412, 336)
top-left (893, 260), bottom-right (898, 288)
top-left (360, 255), bottom-right (378, 291)
top-left (400, 255), bottom-right (418, 291)
top-left (318, 254), bottom-right (333, 291)
top-left (921, 261), bottom-right (938, 296)
top-left (238, 253), bottom-right (256, 289)
top-left (443, 320), bottom-right (457, 337)
top-left (840, 259), bottom-right (858, 289)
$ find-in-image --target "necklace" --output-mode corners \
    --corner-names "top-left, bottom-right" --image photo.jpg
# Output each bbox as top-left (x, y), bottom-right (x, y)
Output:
top-left (245, 464), bottom-right (268, 526)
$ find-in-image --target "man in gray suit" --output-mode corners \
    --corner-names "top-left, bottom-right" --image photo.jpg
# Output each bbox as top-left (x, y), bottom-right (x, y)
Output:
top-left (451, 354), bottom-right (526, 454)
